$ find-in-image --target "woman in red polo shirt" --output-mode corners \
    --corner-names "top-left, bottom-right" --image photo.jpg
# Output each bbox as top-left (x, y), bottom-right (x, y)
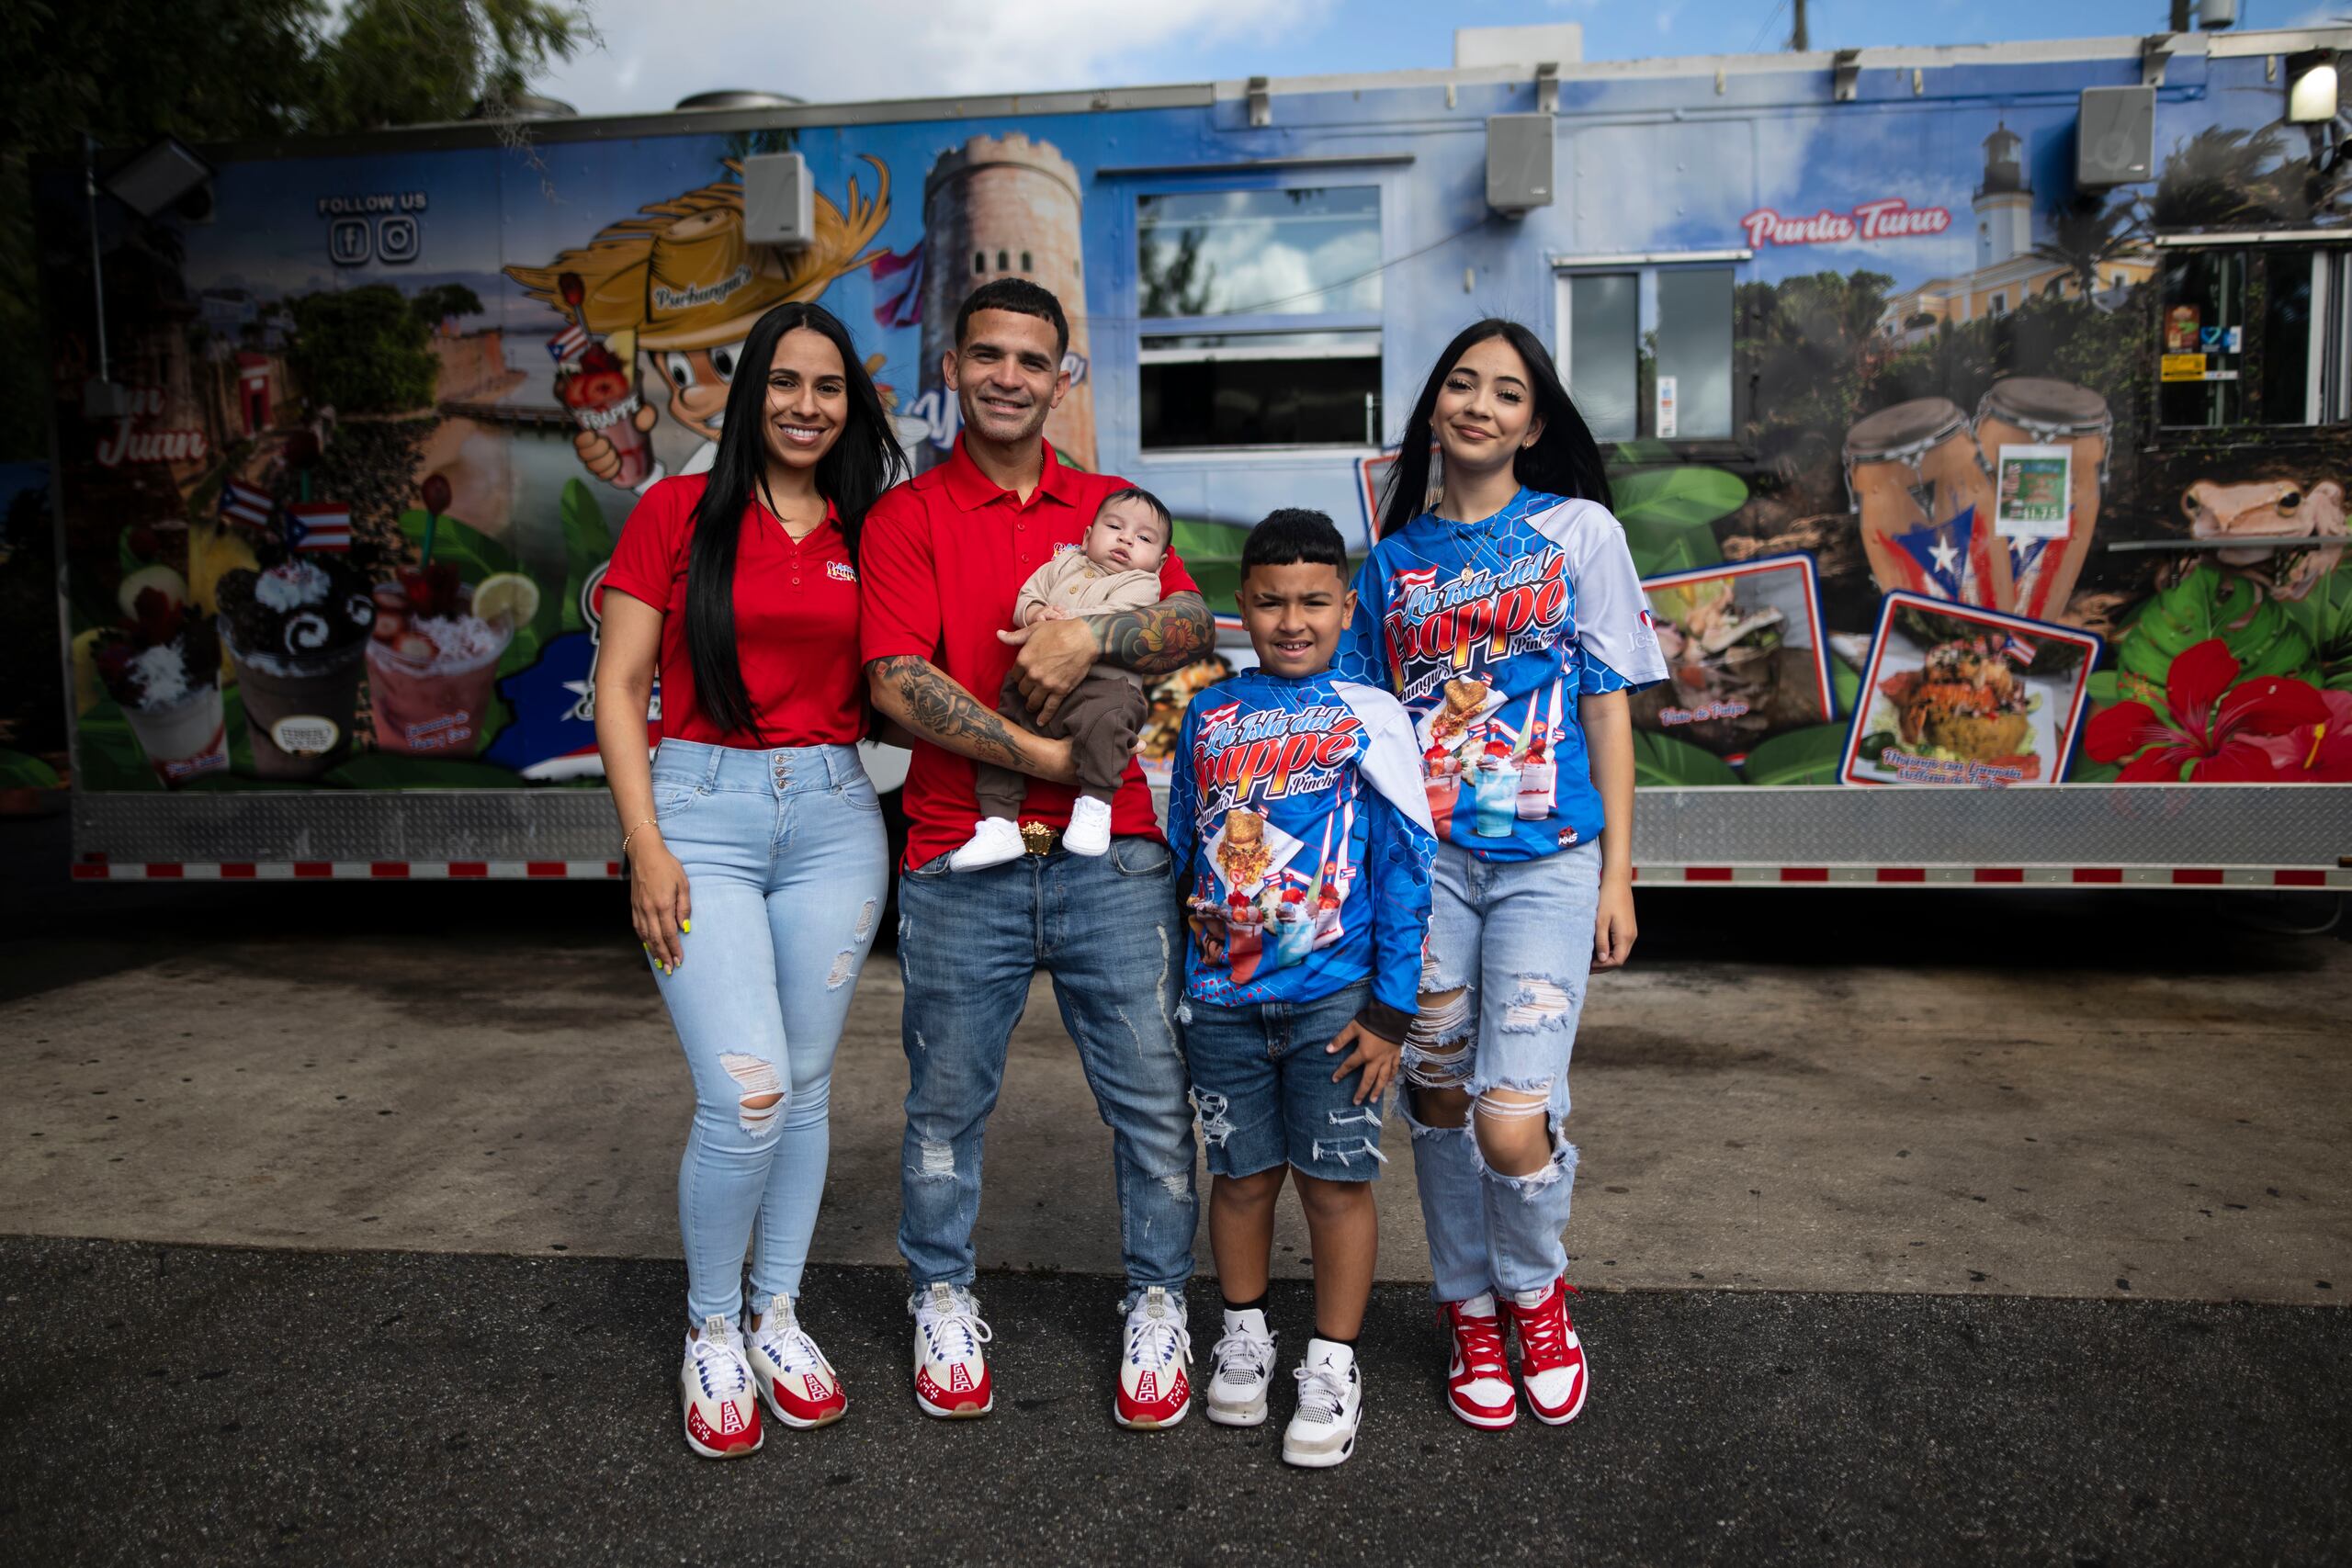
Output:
top-left (594, 300), bottom-right (904, 1457)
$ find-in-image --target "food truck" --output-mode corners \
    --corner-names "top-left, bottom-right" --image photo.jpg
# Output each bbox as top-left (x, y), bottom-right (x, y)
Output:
top-left (39, 24), bottom-right (2352, 887)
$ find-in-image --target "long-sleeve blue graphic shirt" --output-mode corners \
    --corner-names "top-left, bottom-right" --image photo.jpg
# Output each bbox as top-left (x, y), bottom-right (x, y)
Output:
top-left (1168, 668), bottom-right (1437, 1042)
top-left (1333, 487), bottom-right (1669, 862)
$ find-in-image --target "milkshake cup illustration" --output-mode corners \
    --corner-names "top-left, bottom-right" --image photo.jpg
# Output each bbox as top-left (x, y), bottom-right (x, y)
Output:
top-left (367, 569), bottom-right (531, 756)
top-left (1516, 734), bottom-right (1556, 820)
top-left (1272, 886), bottom-right (1316, 970)
top-left (1226, 890), bottom-right (1267, 984)
top-left (1423, 742), bottom-right (1462, 836)
top-left (96, 566), bottom-right (228, 787)
top-left (552, 273), bottom-right (654, 490)
top-left (1473, 739), bottom-right (1519, 839)
top-left (1312, 862), bottom-right (1344, 943)
top-left (217, 556), bottom-right (374, 779)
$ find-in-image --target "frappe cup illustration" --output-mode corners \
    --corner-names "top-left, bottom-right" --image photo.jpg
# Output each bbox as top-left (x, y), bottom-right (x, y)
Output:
top-left (1226, 889), bottom-right (1267, 983)
top-left (1517, 734), bottom-right (1556, 820)
top-left (1272, 885), bottom-right (1316, 970)
top-left (217, 556), bottom-right (375, 779)
top-left (1423, 742), bottom-right (1462, 836)
top-left (96, 566), bottom-right (228, 787)
top-left (1473, 738), bottom-right (1519, 839)
top-left (553, 272), bottom-right (654, 490)
top-left (367, 569), bottom-right (533, 756)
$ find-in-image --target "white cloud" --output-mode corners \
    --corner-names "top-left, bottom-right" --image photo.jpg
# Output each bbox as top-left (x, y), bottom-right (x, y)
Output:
top-left (536, 0), bottom-right (1334, 116)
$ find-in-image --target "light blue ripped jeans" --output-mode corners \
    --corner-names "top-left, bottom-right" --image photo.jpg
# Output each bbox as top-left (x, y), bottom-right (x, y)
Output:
top-left (1400, 840), bottom-right (1600, 1301)
top-left (647, 739), bottom-right (888, 1325)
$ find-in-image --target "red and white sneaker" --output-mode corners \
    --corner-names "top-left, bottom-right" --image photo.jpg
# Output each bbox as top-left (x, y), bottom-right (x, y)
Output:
top-left (748, 1300), bottom-right (847, 1429)
top-left (910, 1283), bottom-right (993, 1418)
top-left (1505, 1276), bottom-right (1589, 1425)
top-left (680, 1314), bottom-right (763, 1459)
top-left (1114, 1286), bottom-right (1193, 1429)
top-left (1441, 1293), bottom-right (1518, 1430)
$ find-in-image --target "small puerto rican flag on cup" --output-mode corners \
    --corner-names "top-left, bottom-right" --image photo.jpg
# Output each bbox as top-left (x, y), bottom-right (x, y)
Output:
top-left (220, 479), bottom-right (276, 530)
top-left (282, 502), bottom-right (354, 553)
top-left (2001, 632), bottom-right (2039, 666)
top-left (547, 322), bottom-right (591, 363)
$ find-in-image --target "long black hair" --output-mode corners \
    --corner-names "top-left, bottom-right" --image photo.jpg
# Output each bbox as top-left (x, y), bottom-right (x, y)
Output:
top-left (1377, 318), bottom-right (1611, 539)
top-left (684, 300), bottom-right (905, 739)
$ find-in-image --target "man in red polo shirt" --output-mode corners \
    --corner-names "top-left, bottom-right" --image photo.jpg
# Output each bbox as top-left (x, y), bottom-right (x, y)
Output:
top-left (862, 278), bottom-right (1213, 1429)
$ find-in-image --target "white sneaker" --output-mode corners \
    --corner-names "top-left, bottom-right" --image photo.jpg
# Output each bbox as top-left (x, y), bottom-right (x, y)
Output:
top-left (1204, 1306), bottom-right (1278, 1427)
top-left (747, 1299), bottom-right (847, 1428)
top-left (680, 1314), bottom-right (763, 1459)
top-left (949, 816), bottom-right (1025, 872)
top-left (1064, 795), bottom-right (1113, 856)
top-left (910, 1283), bottom-right (994, 1418)
top-left (1114, 1286), bottom-right (1193, 1428)
top-left (1283, 1337), bottom-right (1363, 1469)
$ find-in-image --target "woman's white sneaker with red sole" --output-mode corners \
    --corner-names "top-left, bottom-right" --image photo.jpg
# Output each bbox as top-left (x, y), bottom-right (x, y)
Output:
top-left (1114, 1287), bottom-right (1193, 1428)
top-left (910, 1283), bottom-right (994, 1418)
top-left (1505, 1276), bottom-right (1589, 1425)
top-left (1441, 1294), bottom-right (1518, 1429)
top-left (748, 1300), bottom-right (848, 1428)
top-left (680, 1314), bottom-right (763, 1459)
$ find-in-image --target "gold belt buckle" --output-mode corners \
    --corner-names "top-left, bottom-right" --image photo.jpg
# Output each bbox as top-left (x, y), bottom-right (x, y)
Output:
top-left (1020, 821), bottom-right (1059, 857)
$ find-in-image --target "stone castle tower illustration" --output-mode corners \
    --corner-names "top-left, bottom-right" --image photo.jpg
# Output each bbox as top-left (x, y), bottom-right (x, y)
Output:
top-left (917, 132), bottom-right (1096, 471)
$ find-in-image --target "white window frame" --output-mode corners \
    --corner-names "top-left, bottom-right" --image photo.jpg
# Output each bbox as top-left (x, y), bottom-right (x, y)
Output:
top-left (1551, 249), bottom-right (1751, 446)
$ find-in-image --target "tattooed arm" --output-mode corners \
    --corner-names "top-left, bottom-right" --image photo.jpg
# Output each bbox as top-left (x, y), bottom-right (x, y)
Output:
top-left (866, 655), bottom-right (1078, 782)
top-left (1006, 591), bottom-right (1215, 727)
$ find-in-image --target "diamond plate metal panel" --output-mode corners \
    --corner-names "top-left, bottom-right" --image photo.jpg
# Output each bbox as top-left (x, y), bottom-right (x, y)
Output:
top-left (74, 790), bottom-right (622, 864)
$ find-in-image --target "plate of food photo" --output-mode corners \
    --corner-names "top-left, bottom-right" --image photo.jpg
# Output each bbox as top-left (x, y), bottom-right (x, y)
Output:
top-left (1840, 593), bottom-right (2101, 788)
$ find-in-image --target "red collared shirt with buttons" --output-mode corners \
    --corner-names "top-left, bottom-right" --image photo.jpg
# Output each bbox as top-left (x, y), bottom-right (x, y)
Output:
top-left (860, 436), bottom-right (1196, 871)
top-left (598, 474), bottom-right (865, 748)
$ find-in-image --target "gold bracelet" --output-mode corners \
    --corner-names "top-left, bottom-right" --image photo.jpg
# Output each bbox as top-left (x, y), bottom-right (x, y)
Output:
top-left (621, 817), bottom-right (660, 859)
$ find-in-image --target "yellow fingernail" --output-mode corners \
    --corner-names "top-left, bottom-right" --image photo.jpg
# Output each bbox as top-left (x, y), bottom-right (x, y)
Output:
top-left (681, 919), bottom-right (691, 933)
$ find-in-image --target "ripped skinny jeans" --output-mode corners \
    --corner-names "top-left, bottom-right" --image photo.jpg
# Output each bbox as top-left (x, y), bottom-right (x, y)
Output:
top-left (1398, 840), bottom-right (1600, 1300)
top-left (648, 740), bottom-right (888, 1325)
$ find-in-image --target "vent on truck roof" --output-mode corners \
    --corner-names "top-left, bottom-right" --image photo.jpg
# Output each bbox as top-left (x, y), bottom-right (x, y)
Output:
top-left (675, 91), bottom-right (805, 110)
top-left (468, 93), bottom-right (578, 119)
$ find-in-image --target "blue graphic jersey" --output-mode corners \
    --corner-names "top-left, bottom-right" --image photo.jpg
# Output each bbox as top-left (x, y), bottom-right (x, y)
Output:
top-left (1168, 669), bottom-right (1436, 1038)
top-left (1333, 488), bottom-right (1668, 862)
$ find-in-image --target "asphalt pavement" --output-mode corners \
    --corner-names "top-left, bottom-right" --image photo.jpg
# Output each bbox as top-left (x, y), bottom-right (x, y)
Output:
top-left (2, 1235), bottom-right (2346, 1568)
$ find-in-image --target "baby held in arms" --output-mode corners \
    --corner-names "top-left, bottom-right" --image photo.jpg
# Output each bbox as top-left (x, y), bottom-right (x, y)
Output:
top-left (950, 488), bottom-right (1171, 870)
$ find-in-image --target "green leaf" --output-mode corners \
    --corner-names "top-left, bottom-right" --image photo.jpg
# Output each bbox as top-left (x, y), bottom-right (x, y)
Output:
top-left (1611, 467), bottom-right (1749, 529)
top-left (2278, 567), bottom-right (2352, 687)
top-left (2084, 671), bottom-right (2120, 705)
top-left (1831, 653), bottom-right (1860, 717)
top-left (1631, 729), bottom-right (1742, 788)
top-left (1738, 724), bottom-right (1849, 786)
top-left (558, 479), bottom-right (614, 637)
top-left (398, 509), bottom-right (520, 583)
top-left (1170, 518), bottom-right (1250, 564)
top-left (1625, 523), bottom-right (1710, 580)
top-left (2067, 757), bottom-right (2122, 784)
top-left (0, 749), bottom-right (62, 789)
top-left (1610, 439), bottom-right (1677, 467)
top-left (2116, 566), bottom-right (2312, 691)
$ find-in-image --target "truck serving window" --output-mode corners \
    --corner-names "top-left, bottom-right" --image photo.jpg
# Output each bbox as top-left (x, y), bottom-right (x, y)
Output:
top-left (2156, 244), bottom-right (2351, 430)
top-left (1554, 264), bottom-right (1736, 443)
top-left (1136, 186), bottom-right (1382, 449)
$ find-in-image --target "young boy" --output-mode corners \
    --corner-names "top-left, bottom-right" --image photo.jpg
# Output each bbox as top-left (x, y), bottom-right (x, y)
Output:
top-left (951, 487), bottom-right (1170, 869)
top-left (1168, 508), bottom-right (1436, 1468)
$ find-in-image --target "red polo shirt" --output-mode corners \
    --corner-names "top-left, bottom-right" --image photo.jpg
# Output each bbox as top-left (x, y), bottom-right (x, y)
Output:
top-left (599, 474), bottom-right (865, 748)
top-left (860, 437), bottom-right (1195, 870)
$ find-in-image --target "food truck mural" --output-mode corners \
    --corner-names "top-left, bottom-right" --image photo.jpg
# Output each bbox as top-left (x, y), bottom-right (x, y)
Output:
top-left (37, 28), bottom-right (2352, 875)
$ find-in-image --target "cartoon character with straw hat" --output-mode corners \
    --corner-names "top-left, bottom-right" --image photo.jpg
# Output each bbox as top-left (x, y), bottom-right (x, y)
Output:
top-left (507, 156), bottom-right (891, 492)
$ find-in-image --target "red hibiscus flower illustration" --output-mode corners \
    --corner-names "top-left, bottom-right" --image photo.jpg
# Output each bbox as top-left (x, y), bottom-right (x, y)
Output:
top-left (2084, 638), bottom-right (2328, 782)
top-left (2252, 688), bottom-right (2352, 783)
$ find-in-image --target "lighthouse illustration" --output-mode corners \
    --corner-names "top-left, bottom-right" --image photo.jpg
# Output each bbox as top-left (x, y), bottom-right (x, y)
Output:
top-left (916, 132), bottom-right (1096, 472)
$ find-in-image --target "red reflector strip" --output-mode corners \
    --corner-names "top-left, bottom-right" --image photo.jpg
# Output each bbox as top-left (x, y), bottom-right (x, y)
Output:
top-left (1684, 866), bottom-right (1735, 883)
top-left (370, 862), bottom-right (409, 879)
top-left (2072, 867), bottom-right (2123, 884)
top-left (1875, 867), bottom-right (1926, 884)
top-left (448, 862), bottom-right (488, 879)
top-left (144, 863), bottom-right (182, 878)
top-left (2276, 868), bottom-right (2326, 887)
top-left (293, 862), bottom-right (333, 879)
top-left (1780, 867), bottom-right (1829, 883)
top-left (2171, 868), bottom-right (2224, 886)
top-left (70, 863), bottom-right (107, 879)
top-left (1973, 867), bottom-right (2024, 884)
top-left (526, 861), bottom-right (567, 878)
top-left (220, 863), bottom-right (256, 879)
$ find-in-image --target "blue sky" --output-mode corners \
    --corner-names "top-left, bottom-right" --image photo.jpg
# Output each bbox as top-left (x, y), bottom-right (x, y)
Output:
top-left (534, 0), bottom-right (2345, 117)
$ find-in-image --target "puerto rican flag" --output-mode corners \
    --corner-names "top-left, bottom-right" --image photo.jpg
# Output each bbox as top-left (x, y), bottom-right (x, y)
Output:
top-left (282, 502), bottom-right (353, 553)
top-left (2001, 633), bottom-right (2040, 666)
top-left (1391, 565), bottom-right (1438, 602)
top-left (220, 479), bottom-right (276, 531)
top-left (547, 322), bottom-right (591, 363)
top-left (1197, 699), bottom-right (1243, 734)
top-left (1886, 507), bottom-right (1999, 606)
top-left (870, 245), bottom-right (924, 330)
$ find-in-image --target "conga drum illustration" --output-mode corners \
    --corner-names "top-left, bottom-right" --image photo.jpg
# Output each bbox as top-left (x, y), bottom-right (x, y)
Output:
top-left (1974, 378), bottom-right (2110, 622)
top-left (1844, 398), bottom-right (2011, 609)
